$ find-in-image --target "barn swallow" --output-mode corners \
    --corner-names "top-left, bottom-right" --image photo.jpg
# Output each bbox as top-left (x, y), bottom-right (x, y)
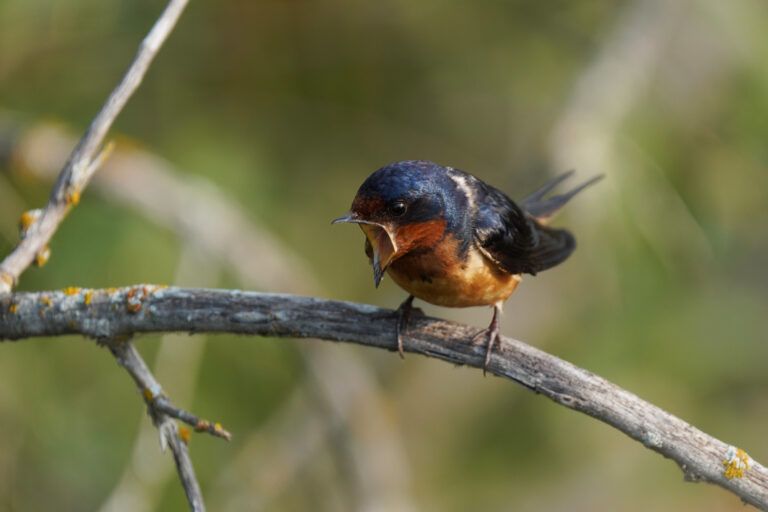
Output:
top-left (333, 160), bottom-right (601, 372)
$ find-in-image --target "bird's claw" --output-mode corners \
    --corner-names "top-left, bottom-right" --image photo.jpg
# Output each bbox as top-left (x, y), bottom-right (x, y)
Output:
top-left (395, 295), bottom-right (414, 358)
top-left (471, 304), bottom-right (502, 376)
top-left (471, 327), bottom-right (500, 376)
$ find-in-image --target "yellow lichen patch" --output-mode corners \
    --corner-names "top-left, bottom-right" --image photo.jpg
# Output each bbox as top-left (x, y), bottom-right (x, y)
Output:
top-left (142, 388), bottom-right (155, 403)
top-left (66, 190), bottom-right (81, 206)
top-left (84, 290), bottom-right (94, 305)
top-left (19, 209), bottom-right (42, 232)
top-left (179, 426), bottom-right (191, 445)
top-left (723, 446), bottom-right (751, 480)
top-left (0, 272), bottom-right (13, 288)
top-left (40, 295), bottom-right (52, 307)
top-left (34, 246), bottom-right (51, 267)
top-left (63, 287), bottom-right (81, 296)
top-left (8, 303), bottom-right (18, 314)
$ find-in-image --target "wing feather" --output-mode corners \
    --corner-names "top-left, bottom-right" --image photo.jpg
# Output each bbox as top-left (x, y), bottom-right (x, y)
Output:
top-left (473, 181), bottom-right (575, 275)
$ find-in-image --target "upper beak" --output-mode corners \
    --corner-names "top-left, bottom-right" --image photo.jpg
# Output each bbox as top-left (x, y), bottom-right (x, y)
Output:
top-left (332, 211), bottom-right (397, 288)
top-left (331, 213), bottom-right (358, 225)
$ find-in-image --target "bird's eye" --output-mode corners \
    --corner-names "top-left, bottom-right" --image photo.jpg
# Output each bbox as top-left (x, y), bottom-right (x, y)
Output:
top-left (389, 201), bottom-right (407, 217)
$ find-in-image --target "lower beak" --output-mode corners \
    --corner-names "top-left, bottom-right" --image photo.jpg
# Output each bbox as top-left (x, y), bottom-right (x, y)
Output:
top-left (332, 212), bottom-right (397, 287)
top-left (360, 224), bottom-right (397, 287)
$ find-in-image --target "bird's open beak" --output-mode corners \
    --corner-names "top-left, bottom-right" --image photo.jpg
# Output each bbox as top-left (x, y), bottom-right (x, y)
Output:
top-left (332, 212), bottom-right (398, 288)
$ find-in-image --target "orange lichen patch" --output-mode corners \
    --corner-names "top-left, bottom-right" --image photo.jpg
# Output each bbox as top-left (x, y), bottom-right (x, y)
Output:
top-left (194, 419), bottom-right (231, 440)
top-left (66, 189), bottom-right (81, 206)
top-left (126, 286), bottom-right (148, 314)
top-left (8, 303), bottom-right (18, 314)
top-left (63, 287), bottom-right (81, 296)
top-left (84, 290), bottom-right (94, 305)
top-left (179, 426), bottom-right (191, 445)
top-left (142, 388), bottom-right (155, 403)
top-left (34, 246), bottom-right (51, 267)
top-left (19, 209), bottom-right (42, 233)
top-left (723, 447), bottom-right (751, 480)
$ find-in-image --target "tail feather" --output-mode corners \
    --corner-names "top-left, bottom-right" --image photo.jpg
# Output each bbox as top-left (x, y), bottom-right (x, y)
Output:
top-left (522, 170), bottom-right (575, 205)
top-left (522, 173), bottom-right (603, 222)
top-left (526, 224), bottom-right (576, 273)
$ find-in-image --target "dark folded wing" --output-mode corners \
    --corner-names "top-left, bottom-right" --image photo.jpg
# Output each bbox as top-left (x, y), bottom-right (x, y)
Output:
top-left (473, 182), bottom-right (575, 275)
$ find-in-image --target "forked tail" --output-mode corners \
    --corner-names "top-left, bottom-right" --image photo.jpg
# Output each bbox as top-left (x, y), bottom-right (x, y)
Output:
top-left (522, 171), bottom-right (604, 222)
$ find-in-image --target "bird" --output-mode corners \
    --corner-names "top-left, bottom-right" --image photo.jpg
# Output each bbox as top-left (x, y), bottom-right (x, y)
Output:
top-left (333, 160), bottom-right (601, 372)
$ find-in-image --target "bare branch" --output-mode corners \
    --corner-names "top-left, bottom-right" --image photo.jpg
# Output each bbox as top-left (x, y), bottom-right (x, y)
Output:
top-left (108, 340), bottom-right (205, 512)
top-left (2, 286), bottom-right (767, 510)
top-left (0, 0), bottom-right (189, 294)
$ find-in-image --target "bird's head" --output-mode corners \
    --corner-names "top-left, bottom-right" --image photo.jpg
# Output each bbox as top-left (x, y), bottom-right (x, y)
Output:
top-left (333, 160), bottom-right (455, 287)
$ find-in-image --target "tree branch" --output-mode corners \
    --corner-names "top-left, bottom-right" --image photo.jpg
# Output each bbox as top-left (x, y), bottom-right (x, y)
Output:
top-left (108, 340), bottom-right (206, 512)
top-left (0, 0), bottom-right (189, 294)
top-left (1, 286), bottom-right (767, 509)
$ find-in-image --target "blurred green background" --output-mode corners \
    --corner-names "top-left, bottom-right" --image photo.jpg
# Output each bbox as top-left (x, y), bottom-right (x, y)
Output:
top-left (1, 0), bottom-right (767, 510)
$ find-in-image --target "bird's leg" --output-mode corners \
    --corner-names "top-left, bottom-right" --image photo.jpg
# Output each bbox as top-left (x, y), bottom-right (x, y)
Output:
top-left (395, 295), bottom-right (415, 358)
top-left (471, 302), bottom-right (502, 376)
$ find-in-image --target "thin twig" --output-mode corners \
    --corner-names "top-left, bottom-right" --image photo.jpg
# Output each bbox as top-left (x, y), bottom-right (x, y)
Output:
top-left (99, 249), bottom-right (219, 512)
top-left (1, 286), bottom-right (767, 510)
top-left (0, 0), bottom-right (189, 294)
top-left (108, 340), bottom-right (205, 512)
top-left (153, 396), bottom-right (232, 441)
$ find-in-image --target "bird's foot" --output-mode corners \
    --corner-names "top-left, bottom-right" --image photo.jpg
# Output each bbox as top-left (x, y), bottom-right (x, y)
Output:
top-left (395, 295), bottom-right (415, 359)
top-left (471, 304), bottom-right (502, 376)
top-left (471, 326), bottom-right (500, 376)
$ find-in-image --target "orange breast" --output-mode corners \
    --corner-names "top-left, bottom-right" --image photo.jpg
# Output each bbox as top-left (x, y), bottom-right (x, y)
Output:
top-left (386, 237), bottom-right (521, 307)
